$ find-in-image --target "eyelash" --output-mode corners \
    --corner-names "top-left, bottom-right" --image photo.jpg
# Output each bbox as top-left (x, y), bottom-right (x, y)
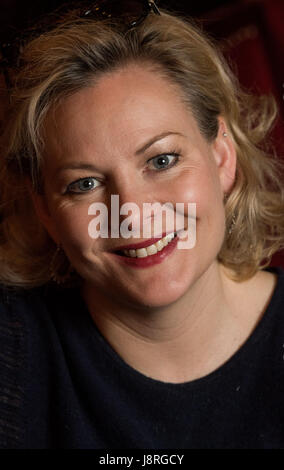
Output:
top-left (146, 150), bottom-right (181, 172)
top-left (64, 150), bottom-right (181, 194)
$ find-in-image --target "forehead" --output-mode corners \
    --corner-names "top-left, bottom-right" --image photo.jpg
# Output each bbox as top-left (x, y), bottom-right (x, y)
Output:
top-left (43, 64), bottom-right (200, 159)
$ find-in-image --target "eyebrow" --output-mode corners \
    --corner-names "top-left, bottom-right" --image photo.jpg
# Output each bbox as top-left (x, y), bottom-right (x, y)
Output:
top-left (55, 162), bottom-right (101, 175)
top-left (55, 131), bottom-right (185, 175)
top-left (135, 131), bottom-right (186, 155)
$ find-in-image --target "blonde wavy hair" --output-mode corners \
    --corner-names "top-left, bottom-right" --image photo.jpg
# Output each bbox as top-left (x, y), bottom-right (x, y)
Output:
top-left (1, 7), bottom-right (284, 288)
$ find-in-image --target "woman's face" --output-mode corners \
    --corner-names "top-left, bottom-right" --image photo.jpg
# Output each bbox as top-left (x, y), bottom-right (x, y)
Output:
top-left (32, 64), bottom-right (236, 308)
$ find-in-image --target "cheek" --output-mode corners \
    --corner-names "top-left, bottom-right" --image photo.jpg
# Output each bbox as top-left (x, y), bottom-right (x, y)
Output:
top-left (51, 204), bottom-right (96, 253)
top-left (171, 166), bottom-right (225, 241)
top-left (171, 165), bottom-right (221, 210)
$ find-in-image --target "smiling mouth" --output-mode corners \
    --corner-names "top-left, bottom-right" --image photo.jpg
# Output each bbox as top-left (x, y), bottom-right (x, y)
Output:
top-left (115, 232), bottom-right (178, 258)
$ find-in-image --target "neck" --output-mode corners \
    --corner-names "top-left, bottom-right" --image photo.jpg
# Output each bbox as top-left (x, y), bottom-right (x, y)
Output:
top-left (80, 262), bottom-right (252, 383)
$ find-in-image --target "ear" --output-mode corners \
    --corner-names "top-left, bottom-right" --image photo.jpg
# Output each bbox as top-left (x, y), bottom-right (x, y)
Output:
top-left (25, 177), bottom-right (60, 244)
top-left (211, 117), bottom-right (237, 195)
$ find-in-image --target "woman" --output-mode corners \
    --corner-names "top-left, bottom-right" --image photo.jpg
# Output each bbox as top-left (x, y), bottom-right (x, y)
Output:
top-left (0, 0), bottom-right (284, 449)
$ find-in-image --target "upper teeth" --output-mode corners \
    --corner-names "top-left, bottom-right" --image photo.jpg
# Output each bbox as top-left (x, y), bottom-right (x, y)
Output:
top-left (123, 232), bottom-right (176, 258)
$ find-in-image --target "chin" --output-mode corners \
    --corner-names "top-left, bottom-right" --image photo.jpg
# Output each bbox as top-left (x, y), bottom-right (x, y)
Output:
top-left (119, 280), bottom-right (190, 310)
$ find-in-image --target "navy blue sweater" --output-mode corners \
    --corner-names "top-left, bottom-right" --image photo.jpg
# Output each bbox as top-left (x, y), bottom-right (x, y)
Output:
top-left (1, 266), bottom-right (284, 449)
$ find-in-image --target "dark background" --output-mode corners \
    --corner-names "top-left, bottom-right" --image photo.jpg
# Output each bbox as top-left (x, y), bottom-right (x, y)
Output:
top-left (0, 0), bottom-right (284, 265)
top-left (0, 1), bottom-right (245, 33)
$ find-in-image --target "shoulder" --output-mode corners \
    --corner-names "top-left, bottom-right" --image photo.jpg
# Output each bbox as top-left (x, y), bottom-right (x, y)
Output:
top-left (0, 281), bottom-right (70, 343)
top-left (222, 265), bottom-right (284, 315)
top-left (0, 281), bottom-right (70, 449)
top-left (253, 266), bottom-right (284, 315)
top-left (0, 281), bottom-right (66, 309)
top-left (220, 265), bottom-right (284, 350)
top-left (0, 282), bottom-right (52, 353)
top-left (0, 284), bottom-right (35, 448)
top-left (242, 266), bottom-right (284, 342)
top-left (252, 268), bottom-right (280, 313)
top-left (0, 281), bottom-right (84, 344)
top-left (242, 266), bottom-right (284, 320)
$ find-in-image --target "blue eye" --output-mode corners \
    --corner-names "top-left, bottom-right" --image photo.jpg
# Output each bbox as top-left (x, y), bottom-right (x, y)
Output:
top-left (148, 153), bottom-right (180, 171)
top-left (66, 177), bottom-right (100, 194)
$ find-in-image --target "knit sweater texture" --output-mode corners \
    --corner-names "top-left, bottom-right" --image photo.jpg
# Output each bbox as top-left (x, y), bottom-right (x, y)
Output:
top-left (0, 266), bottom-right (284, 449)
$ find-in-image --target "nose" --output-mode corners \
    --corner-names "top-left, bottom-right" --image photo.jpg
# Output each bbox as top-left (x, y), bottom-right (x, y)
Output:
top-left (106, 175), bottom-right (159, 239)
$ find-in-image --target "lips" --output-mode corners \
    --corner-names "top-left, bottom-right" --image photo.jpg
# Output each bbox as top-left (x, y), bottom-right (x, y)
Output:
top-left (111, 232), bottom-right (179, 268)
top-left (110, 231), bottom-right (176, 253)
